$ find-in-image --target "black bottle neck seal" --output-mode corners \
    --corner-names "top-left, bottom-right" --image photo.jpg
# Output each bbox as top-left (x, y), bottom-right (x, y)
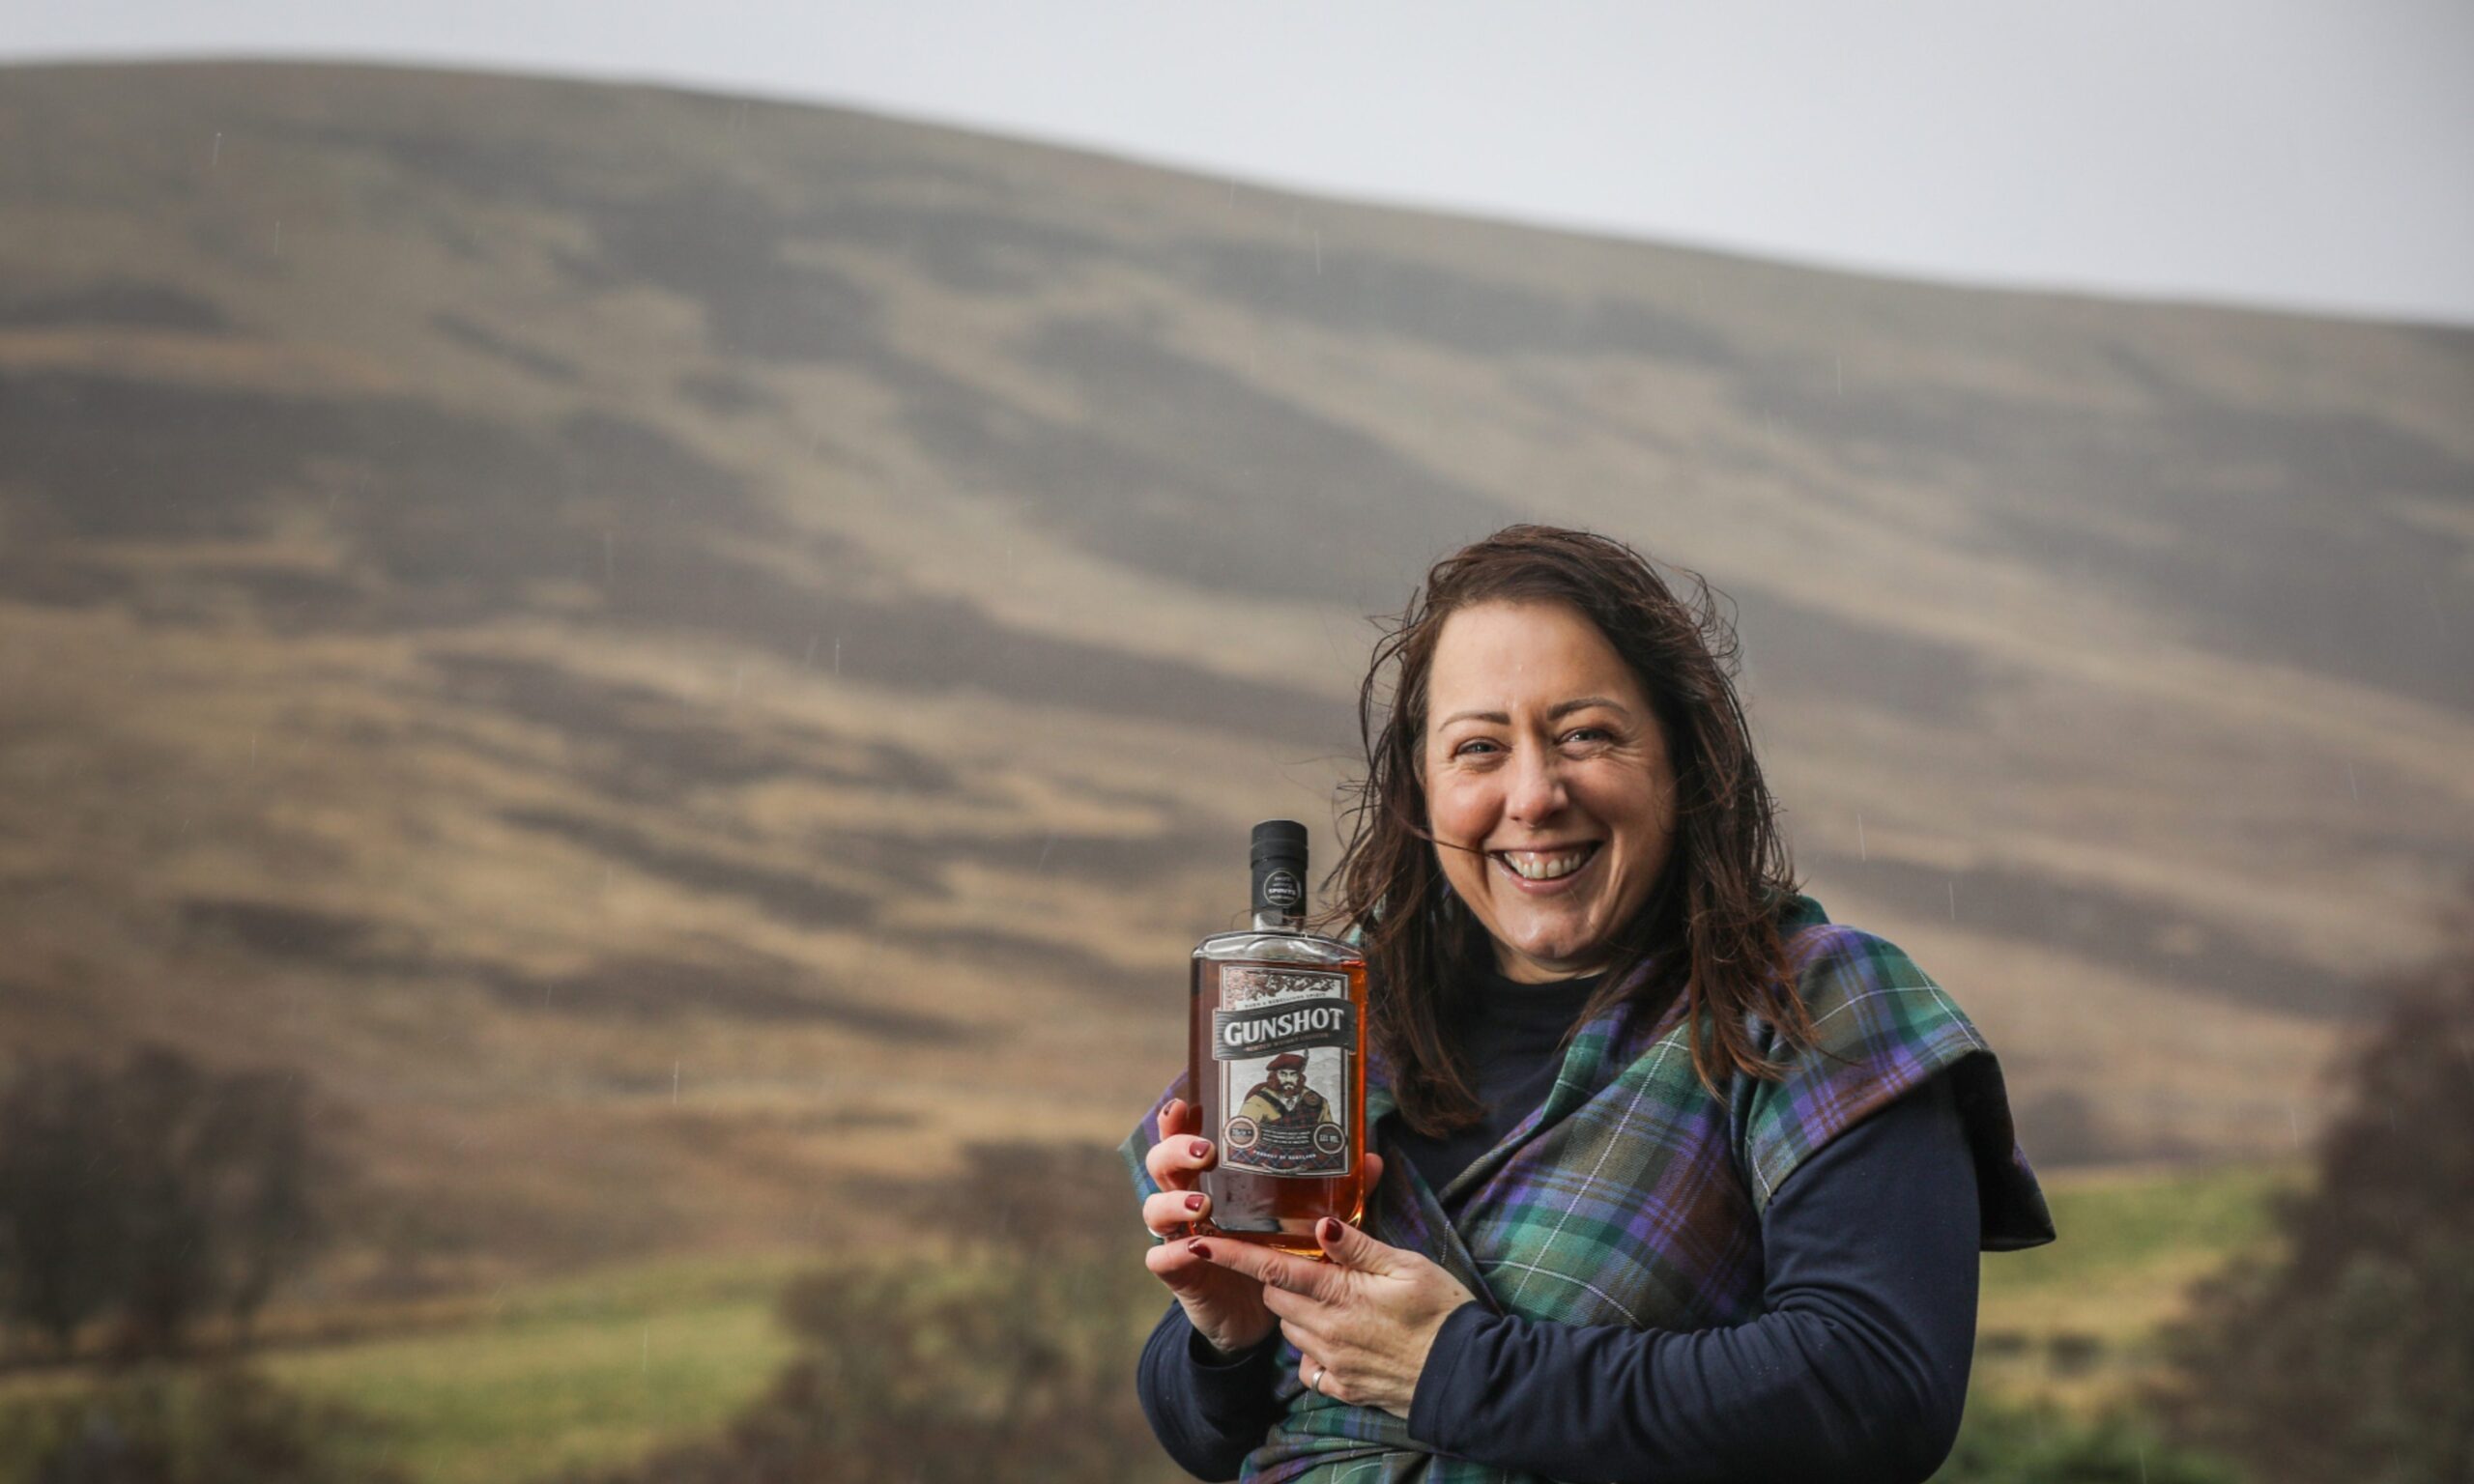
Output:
top-left (1250, 819), bottom-right (1309, 925)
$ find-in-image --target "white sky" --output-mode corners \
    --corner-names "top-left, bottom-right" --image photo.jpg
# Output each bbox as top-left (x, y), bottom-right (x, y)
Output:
top-left (13, 0), bottom-right (2473, 326)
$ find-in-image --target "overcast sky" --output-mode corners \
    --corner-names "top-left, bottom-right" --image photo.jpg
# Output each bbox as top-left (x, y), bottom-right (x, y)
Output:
top-left (14, 0), bottom-right (2472, 326)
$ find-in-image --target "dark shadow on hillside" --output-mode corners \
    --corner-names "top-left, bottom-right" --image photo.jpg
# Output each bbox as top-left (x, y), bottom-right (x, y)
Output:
top-left (2013, 1088), bottom-right (2201, 1168)
top-left (962, 316), bottom-right (1512, 608)
top-left (0, 368), bottom-right (1347, 743)
top-left (476, 950), bottom-right (966, 1041)
top-left (1754, 359), bottom-right (2474, 717)
top-left (1809, 850), bottom-right (2357, 1018)
top-left (499, 806), bottom-right (874, 930)
top-left (0, 280), bottom-right (234, 332)
top-left (1732, 587), bottom-right (2003, 727)
top-left (885, 927), bottom-right (1167, 1005)
top-left (847, 817), bottom-right (1216, 897)
top-left (182, 898), bottom-right (382, 963)
top-left (429, 310), bottom-right (581, 384)
top-left (172, 889), bottom-right (969, 1042)
top-left (1175, 237), bottom-right (1740, 367)
top-left (429, 651), bottom-right (959, 805)
top-left (674, 369), bottom-right (779, 416)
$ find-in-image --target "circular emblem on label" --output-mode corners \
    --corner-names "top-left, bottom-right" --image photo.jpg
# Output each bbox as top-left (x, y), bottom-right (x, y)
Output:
top-left (1312, 1124), bottom-right (1344, 1156)
top-left (1262, 869), bottom-right (1304, 909)
top-left (1224, 1117), bottom-right (1261, 1151)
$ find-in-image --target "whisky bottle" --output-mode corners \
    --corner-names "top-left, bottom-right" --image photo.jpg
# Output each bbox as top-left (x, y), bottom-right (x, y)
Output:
top-left (1188, 819), bottom-right (1368, 1257)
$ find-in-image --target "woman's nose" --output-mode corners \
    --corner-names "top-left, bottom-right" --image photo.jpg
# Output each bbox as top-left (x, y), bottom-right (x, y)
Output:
top-left (1505, 746), bottom-right (1570, 822)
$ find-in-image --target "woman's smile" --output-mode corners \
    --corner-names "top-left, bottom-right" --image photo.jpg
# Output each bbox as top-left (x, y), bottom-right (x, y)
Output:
top-left (1489, 842), bottom-right (1601, 886)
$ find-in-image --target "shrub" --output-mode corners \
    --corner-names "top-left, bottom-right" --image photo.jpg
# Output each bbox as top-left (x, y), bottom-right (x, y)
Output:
top-left (0, 1362), bottom-right (407, 1484)
top-left (0, 1058), bottom-right (130, 1355)
top-left (2153, 895), bottom-right (2474, 1484)
top-left (0, 1046), bottom-right (331, 1360)
top-left (561, 1141), bottom-right (1171, 1484)
top-left (1932, 1397), bottom-right (2239, 1484)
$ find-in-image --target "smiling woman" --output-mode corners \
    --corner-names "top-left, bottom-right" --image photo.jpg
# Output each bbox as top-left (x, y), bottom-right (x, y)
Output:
top-left (1125, 526), bottom-right (2055, 1484)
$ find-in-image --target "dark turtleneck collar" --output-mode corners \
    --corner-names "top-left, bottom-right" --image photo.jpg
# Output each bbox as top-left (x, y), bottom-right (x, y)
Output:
top-left (1391, 960), bottom-right (1612, 1201)
top-left (1468, 961), bottom-right (1608, 1009)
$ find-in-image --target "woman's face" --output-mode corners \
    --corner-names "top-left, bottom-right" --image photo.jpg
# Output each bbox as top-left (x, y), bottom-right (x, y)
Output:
top-left (1422, 600), bottom-right (1678, 985)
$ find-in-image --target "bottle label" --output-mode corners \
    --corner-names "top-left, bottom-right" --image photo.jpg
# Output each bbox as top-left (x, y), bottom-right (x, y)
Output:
top-left (1212, 968), bottom-right (1353, 1178)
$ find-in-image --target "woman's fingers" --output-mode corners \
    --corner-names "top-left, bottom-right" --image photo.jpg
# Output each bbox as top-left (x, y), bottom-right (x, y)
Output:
top-left (1146, 1226), bottom-right (1258, 1297)
top-left (1294, 1348), bottom-right (1348, 1403)
top-left (1145, 1242), bottom-right (1278, 1356)
top-left (1158, 1097), bottom-right (1194, 1138)
top-left (1142, 1187), bottom-right (1210, 1237)
top-left (1143, 1123), bottom-right (1217, 1189)
top-left (1144, 1235), bottom-right (1213, 1284)
top-left (1188, 1239), bottom-right (1341, 1303)
top-left (1314, 1215), bottom-right (1410, 1274)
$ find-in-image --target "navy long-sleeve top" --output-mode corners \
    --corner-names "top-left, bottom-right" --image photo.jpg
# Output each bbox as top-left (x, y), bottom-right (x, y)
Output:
top-left (1136, 966), bottom-right (1982, 1483)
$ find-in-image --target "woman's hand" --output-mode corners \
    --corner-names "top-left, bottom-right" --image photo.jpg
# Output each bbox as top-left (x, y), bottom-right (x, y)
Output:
top-left (1188, 1216), bottom-right (1476, 1418)
top-left (1140, 1098), bottom-right (1387, 1360)
top-left (1140, 1098), bottom-right (1276, 1358)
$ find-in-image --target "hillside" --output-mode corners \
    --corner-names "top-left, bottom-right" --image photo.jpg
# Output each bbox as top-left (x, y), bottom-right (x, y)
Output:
top-left (1, 60), bottom-right (2467, 1292)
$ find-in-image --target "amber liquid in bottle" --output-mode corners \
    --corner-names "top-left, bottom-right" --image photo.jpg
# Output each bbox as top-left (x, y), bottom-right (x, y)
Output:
top-left (1187, 821), bottom-right (1369, 1259)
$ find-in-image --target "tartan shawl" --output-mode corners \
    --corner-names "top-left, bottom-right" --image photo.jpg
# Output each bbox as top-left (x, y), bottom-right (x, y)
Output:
top-left (1122, 894), bottom-right (2056, 1483)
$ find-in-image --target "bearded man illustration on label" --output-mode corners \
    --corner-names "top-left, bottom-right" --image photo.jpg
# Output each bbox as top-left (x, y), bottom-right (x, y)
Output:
top-left (1223, 1051), bottom-right (1347, 1175)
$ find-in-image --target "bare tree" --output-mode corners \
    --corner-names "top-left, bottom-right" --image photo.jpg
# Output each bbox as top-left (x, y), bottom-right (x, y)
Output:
top-left (0, 1045), bottom-right (331, 1361)
top-left (0, 1058), bottom-right (131, 1356)
top-left (205, 1070), bottom-right (326, 1344)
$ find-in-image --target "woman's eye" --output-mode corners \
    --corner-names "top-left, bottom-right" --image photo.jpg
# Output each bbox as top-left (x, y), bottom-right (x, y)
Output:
top-left (1561, 728), bottom-right (1611, 746)
top-left (1452, 738), bottom-right (1501, 757)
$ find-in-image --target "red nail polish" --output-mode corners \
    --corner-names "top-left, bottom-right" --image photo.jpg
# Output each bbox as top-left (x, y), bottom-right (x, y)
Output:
top-left (1321, 1218), bottom-right (1343, 1242)
top-left (1186, 1193), bottom-right (1205, 1212)
top-left (1188, 1241), bottom-right (1210, 1259)
top-left (1189, 1139), bottom-right (1210, 1158)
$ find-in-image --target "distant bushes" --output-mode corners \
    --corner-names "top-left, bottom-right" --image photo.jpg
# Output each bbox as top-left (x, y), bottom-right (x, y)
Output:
top-left (563, 1141), bottom-right (1170, 1484)
top-left (0, 1047), bottom-right (387, 1482)
top-left (2153, 899), bottom-right (2474, 1484)
top-left (1932, 1399), bottom-right (2237, 1483)
top-left (0, 1046), bottom-right (331, 1360)
top-left (0, 1362), bottom-right (405, 1484)
top-left (590, 1253), bottom-right (1163, 1484)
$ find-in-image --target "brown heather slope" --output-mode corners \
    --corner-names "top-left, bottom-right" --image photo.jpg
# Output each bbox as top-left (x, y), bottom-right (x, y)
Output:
top-left (0, 61), bottom-right (2468, 1296)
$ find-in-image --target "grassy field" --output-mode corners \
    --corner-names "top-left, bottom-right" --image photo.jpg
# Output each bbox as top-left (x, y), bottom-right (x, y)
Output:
top-left (0, 1158), bottom-right (2298, 1483)
top-left (0, 1251), bottom-right (816, 1483)
top-left (260, 1251), bottom-right (814, 1484)
top-left (1972, 1158), bottom-right (2304, 1415)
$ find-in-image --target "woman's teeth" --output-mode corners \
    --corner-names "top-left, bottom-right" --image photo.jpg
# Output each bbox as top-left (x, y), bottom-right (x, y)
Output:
top-left (1496, 846), bottom-right (1596, 881)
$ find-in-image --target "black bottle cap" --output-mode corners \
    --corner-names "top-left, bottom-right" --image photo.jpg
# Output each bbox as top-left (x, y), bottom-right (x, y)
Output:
top-left (1250, 819), bottom-right (1309, 918)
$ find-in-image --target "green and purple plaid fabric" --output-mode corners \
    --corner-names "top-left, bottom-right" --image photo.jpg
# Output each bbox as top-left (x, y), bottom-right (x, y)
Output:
top-left (1122, 893), bottom-right (2055, 1483)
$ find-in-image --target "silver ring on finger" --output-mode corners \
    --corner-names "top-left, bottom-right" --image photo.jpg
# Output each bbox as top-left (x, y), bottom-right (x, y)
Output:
top-left (1309, 1362), bottom-right (1326, 1394)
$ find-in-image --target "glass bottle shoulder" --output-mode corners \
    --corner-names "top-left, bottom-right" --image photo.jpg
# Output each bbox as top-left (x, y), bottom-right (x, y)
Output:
top-left (1194, 926), bottom-right (1364, 968)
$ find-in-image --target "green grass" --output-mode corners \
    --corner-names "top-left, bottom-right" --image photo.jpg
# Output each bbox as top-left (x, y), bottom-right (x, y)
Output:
top-left (262, 1251), bottom-right (811, 1484)
top-left (1986, 1159), bottom-right (2296, 1297)
top-left (1973, 1159), bottom-right (2301, 1413)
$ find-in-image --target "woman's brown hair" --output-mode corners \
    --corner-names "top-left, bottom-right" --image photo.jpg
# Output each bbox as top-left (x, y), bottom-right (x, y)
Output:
top-left (1325, 525), bottom-right (1816, 1135)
